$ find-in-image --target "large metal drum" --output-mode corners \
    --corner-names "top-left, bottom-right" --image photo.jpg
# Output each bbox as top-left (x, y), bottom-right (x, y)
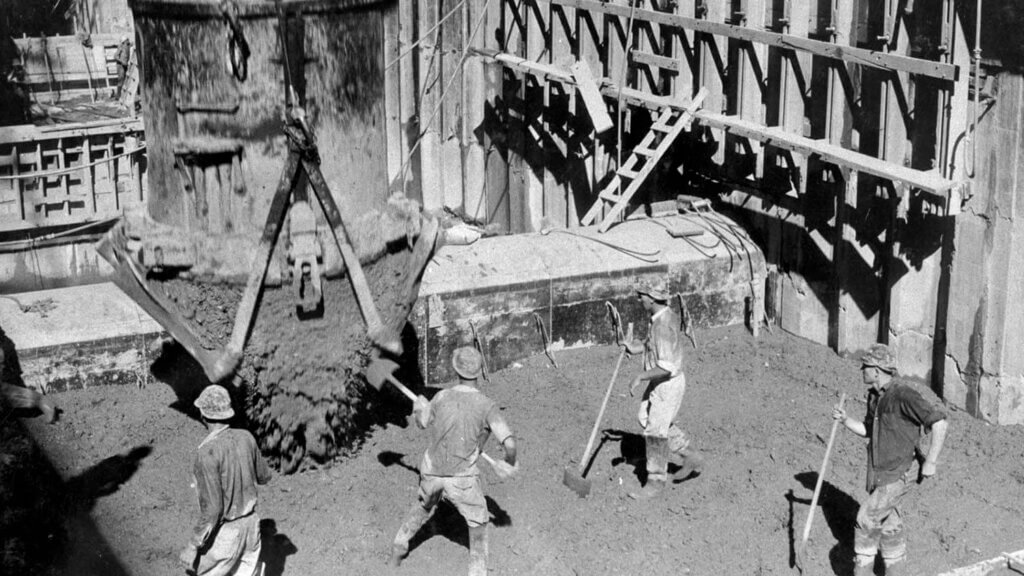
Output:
top-left (129, 0), bottom-right (389, 235)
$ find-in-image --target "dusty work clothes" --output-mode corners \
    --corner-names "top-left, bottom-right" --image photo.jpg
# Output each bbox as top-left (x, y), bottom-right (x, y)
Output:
top-left (865, 381), bottom-right (947, 491)
top-left (190, 427), bottom-right (272, 576)
top-left (855, 380), bottom-right (946, 564)
top-left (195, 513), bottom-right (262, 576)
top-left (854, 469), bottom-right (914, 563)
top-left (414, 384), bottom-right (513, 525)
top-left (637, 307), bottom-right (690, 481)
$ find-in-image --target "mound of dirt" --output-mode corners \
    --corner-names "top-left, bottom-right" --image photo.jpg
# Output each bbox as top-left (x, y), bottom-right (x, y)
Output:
top-left (156, 245), bottom-right (417, 473)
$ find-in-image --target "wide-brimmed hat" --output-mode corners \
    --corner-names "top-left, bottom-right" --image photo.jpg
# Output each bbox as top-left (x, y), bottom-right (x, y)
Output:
top-left (452, 346), bottom-right (483, 380)
top-left (194, 385), bottom-right (235, 420)
top-left (861, 343), bottom-right (896, 373)
top-left (636, 279), bottom-right (670, 302)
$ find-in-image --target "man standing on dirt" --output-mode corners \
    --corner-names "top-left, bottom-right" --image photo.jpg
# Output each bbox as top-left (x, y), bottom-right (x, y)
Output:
top-left (620, 280), bottom-right (702, 500)
top-left (832, 343), bottom-right (949, 576)
top-left (180, 385), bottom-right (272, 576)
top-left (390, 346), bottom-right (517, 576)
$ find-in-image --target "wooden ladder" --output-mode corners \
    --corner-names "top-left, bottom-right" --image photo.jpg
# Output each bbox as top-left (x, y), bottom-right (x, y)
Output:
top-left (581, 88), bottom-right (708, 233)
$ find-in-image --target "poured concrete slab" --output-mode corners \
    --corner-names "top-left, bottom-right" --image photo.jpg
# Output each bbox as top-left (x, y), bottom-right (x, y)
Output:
top-left (411, 215), bottom-right (767, 385)
top-left (0, 283), bottom-right (165, 392)
top-left (2, 214), bottom-right (766, 392)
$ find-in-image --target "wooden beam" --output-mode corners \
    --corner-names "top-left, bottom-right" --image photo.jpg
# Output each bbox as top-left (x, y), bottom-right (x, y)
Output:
top-left (570, 60), bottom-right (614, 134)
top-left (550, 0), bottom-right (958, 82)
top-left (629, 49), bottom-right (680, 73)
top-left (478, 48), bottom-right (963, 202)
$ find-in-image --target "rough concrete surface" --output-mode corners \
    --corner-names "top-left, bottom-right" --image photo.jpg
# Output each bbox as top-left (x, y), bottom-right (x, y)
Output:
top-left (2, 325), bottom-right (1023, 575)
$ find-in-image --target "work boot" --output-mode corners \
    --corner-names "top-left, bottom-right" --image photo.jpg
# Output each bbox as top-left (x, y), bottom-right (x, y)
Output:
top-left (468, 525), bottom-right (488, 576)
top-left (854, 559), bottom-right (875, 576)
top-left (672, 449), bottom-right (704, 482)
top-left (628, 477), bottom-right (666, 500)
top-left (883, 558), bottom-right (906, 576)
top-left (390, 505), bottom-right (432, 567)
top-left (630, 436), bottom-right (668, 500)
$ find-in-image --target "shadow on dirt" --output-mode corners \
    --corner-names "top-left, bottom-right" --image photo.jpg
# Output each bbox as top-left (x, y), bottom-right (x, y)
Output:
top-left (260, 518), bottom-right (297, 576)
top-left (791, 471), bottom-right (860, 576)
top-left (377, 450), bottom-right (419, 474)
top-left (65, 445), bottom-right (153, 512)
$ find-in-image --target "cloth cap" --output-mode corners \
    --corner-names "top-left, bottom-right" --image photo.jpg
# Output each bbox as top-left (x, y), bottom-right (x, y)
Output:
top-left (861, 343), bottom-right (896, 373)
top-left (194, 385), bottom-right (235, 420)
top-left (636, 279), bottom-right (670, 302)
top-left (452, 346), bottom-right (483, 380)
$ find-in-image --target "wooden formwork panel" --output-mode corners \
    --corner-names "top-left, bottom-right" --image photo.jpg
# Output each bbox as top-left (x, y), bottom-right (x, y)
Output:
top-left (0, 120), bottom-right (146, 232)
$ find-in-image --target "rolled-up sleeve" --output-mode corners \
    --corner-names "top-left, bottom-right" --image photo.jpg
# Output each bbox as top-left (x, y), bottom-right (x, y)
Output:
top-left (652, 322), bottom-right (682, 376)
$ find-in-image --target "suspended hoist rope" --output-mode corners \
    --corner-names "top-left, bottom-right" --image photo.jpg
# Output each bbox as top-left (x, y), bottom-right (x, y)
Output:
top-left (398, 0), bottom-right (493, 183)
top-left (0, 145), bottom-right (146, 181)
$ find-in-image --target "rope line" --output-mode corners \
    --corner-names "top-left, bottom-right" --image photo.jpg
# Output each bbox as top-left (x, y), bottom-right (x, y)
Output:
top-left (0, 145), bottom-right (146, 181)
top-left (399, 0), bottom-right (492, 183)
top-left (384, 0), bottom-right (468, 72)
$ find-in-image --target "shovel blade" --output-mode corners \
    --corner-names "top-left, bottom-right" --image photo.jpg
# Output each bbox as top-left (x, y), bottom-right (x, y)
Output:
top-left (794, 541), bottom-right (806, 574)
top-left (365, 357), bottom-right (398, 392)
top-left (561, 466), bottom-right (591, 498)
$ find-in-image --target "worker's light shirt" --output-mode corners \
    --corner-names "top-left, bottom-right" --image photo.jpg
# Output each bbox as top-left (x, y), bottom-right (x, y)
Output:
top-left (643, 306), bottom-right (685, 377)
top-left (418, 384), bottom-right (512, 477)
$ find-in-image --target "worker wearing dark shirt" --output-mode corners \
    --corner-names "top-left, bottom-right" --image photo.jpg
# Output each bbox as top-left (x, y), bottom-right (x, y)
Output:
top-left (180, 385), bottom-right (272, 576)
top-left (833, 344), bottom-right (949, 576)
top-left (390, 347), bottom-right (517, 576)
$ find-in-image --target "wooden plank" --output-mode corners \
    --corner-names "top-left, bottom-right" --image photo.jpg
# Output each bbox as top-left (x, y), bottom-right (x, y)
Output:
top-left (463, 0), bottom-right (488, 221)
top-left (383, 0), bottom-right (402, 194)
top-left (483, 0), bottom-right (508, 230)
top-left (398, 0), bottom-right (418, 200)
top-left (629, 49), bottom-right (680, 73)
top-left (505, 0), bottom-right (527, 233)
top-left (544, 0), bottom-right (571, 228)
top-left (417, 0), bottom-right (443, 211)
top-left (524, 0), bottom-right (545, 232)
top-left (570, 60), bottom-right (614, 134)
top-left (550, 0), bottom-right (958, 82)
top-left (0, 119), bottom-right (144, 144)
top-left (441, 0), bottom-right (465, 210)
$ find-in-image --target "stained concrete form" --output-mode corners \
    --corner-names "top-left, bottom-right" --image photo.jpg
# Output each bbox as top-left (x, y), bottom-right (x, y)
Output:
top-left (411, 214), bottom-right (765, 384)
top-left (2, 212), bottom-right (764, 392)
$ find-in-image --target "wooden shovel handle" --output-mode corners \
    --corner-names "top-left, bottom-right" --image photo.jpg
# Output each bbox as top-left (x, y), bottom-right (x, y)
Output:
top-left (384, 372), bottom-right (418, 402)
top-left (800, 392), bottom-right (847, 546)
top-left (578, 323), bottom-right (634, 471)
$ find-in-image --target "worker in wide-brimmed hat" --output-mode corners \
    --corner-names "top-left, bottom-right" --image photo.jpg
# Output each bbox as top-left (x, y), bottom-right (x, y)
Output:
top-left (390, 346), bottom-right (518, 576)
top-left (619, 279), bottom-right (703, 500)
top-left (180, 385), bottom-right (271, 576)
top-left (832, 343), bottom-right (949, 576)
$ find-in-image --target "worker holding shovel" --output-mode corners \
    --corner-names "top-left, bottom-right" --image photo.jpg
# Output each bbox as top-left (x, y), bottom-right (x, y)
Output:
top-left (832, 343), bottom-right (949, 576)
top-left (390, 346), bottom-right (517, 576)
top-left (621, 280), bottom-right (703, 500)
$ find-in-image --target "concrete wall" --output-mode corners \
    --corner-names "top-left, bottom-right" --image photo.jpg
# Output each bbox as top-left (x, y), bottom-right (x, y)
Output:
top-left (941, 72), bottom-right (1024, 424)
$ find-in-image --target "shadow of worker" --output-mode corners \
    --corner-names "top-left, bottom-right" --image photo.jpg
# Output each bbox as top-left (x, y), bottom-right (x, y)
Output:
top-left (65, 445), bottom-right (153, 513)
top-left (792, 471), bottom-right (860, 576)
top-left (259, 519), bottom-right (296, 576)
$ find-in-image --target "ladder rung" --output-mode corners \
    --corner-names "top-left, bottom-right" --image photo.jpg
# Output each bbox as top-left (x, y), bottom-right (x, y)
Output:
top-left (599, 190), bottom-right (622, 202)
top-left (617, 168), bottom-right (641, 179)
top-left (651, 122), bottom-right (673, 133)
top-left (633, 146), bottom-right (656, 156)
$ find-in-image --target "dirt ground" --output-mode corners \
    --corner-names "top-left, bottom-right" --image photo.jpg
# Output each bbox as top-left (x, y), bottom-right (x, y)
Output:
top-left (6, 323), bottom-right (1024, 576)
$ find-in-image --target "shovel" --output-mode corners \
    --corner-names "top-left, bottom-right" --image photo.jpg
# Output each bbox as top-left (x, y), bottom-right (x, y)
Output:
top-left (795, 392), bottom-right (847, 573)
top-left (365, 357), bottom-right (516, 479)
top-left (562, 303), bottom-right (632, 498)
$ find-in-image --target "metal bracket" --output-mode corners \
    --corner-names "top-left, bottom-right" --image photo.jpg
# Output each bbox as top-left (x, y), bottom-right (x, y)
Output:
top-left (287, 200), bottom-right (323, 313)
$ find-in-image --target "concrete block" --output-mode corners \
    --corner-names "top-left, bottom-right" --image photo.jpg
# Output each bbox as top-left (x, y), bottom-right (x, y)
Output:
top-left (942, 355), bottom-right (967, 410)
top-left (893, 330), bottom-right (934, 382)
top-left (412, 216), bottom-right (765, 385)
top-left (779, 274), bottom-right (829, 347)
top-left (977, 374), bottom-right (1024, 425)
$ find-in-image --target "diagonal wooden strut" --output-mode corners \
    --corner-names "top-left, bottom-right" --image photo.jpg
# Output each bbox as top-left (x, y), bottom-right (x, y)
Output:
top-left (581, 88), bottom-right (708, 233)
